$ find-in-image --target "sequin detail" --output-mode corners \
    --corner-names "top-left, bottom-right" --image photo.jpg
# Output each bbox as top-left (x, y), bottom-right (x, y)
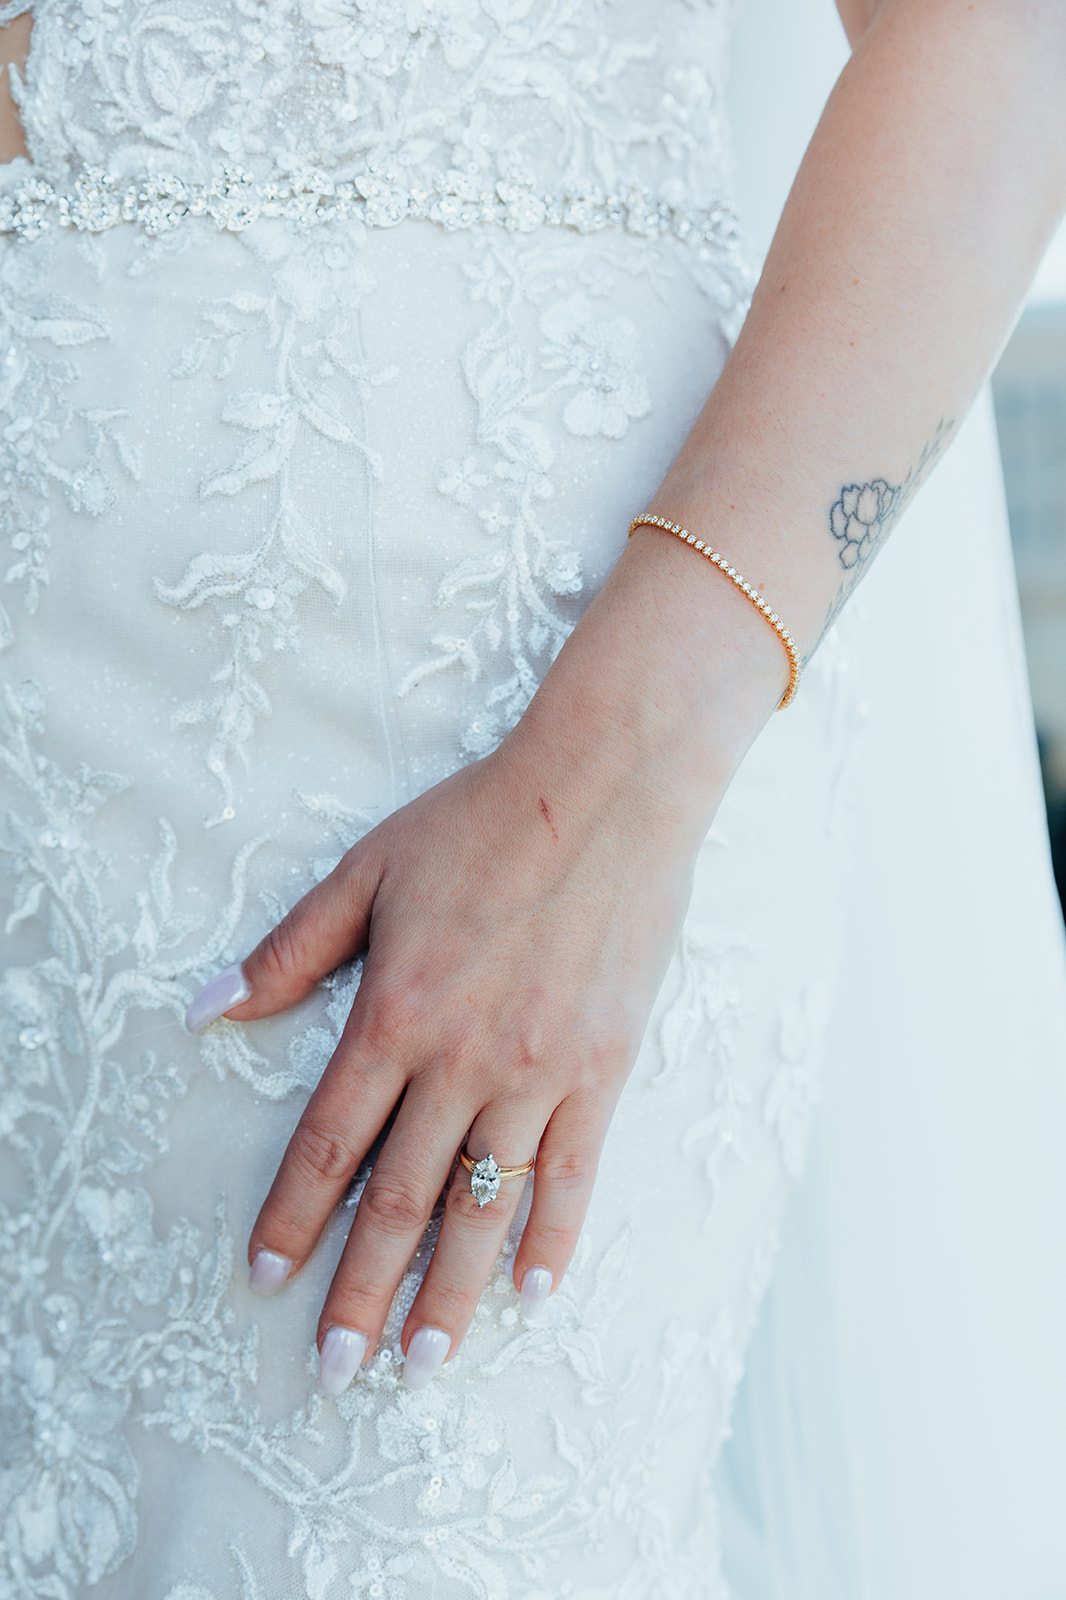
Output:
top-left (0, 164), bottom-right (741, 248)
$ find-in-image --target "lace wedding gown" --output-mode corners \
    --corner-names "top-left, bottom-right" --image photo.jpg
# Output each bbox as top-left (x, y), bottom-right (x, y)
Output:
top-left (2, 4), bottom-right (1065, 1599)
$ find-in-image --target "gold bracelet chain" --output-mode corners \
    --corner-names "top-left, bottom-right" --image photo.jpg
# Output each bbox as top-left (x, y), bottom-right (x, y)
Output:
top-left (627, 514), bottom-right (800, 710)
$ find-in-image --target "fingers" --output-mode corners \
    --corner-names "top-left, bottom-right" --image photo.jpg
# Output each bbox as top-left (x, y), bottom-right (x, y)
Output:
top-left (314, 1090), bottom-right (478, 1387)
top-left (395, 1098), bottom-right (547, 1386)
top-left (186, 841), bottom-right (384, 1031)
top-left (509, 1092), bottom-right (607, 1318)
top-left (313, 1088), bottom-right (608, 1395)
top-left (247, 1020), bottom-right (403, 1288)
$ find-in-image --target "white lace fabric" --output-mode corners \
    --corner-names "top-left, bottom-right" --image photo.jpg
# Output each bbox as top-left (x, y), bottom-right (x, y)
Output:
top-left (0, 5), bottom-right (859, 1598)
top-left (1, 0), bottom-right (732, 201)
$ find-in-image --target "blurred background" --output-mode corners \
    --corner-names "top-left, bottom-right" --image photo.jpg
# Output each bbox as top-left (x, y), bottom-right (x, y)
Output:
top-left (991, 240), bottom-right (1066, 912)
top-left (728, 2), bottom-right (1066, 921)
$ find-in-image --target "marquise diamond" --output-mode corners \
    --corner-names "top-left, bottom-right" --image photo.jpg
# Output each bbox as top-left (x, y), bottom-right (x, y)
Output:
top-left (469, 1154), bottom-right (501, 1208)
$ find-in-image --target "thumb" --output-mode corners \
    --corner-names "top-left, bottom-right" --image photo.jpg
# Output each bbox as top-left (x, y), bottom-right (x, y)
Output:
top-left (184, 843), bottom-right (383, 1031)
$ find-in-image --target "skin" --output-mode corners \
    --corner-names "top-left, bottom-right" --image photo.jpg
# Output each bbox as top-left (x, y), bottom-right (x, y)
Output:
top-left (0, 11), bottom-right (29, 163)
top-left (5, 1), bottom-right (1066, 1377)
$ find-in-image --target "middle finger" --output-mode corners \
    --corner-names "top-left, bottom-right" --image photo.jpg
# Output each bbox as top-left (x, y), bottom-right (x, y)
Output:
top-left (316, 1089), bottom-right (473, 1389)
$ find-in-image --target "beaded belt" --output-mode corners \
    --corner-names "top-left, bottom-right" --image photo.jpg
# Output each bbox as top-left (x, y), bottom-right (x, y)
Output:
top-left (0, 163), bottom-right (741, 248)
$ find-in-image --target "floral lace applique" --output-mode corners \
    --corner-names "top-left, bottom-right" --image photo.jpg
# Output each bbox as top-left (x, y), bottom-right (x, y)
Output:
top-left (154, 230), bottom-right (393, 825)
top-left (400, 233), bottom-right (670, 753)
top-left (538, 291), bottom-right (651, 440)
top-left (0, 667), bottom-right (784, 1600)
top-left (10, 0), bottom-right (734, 214)
top-left (0, 678), bottom-right (267, 1595)
top-left (0, 9), bottom-right (830, 1598)
top-left (764, 979), bottom-right (834, 1179)
top-left (0, 235), bottom-right (139, 649)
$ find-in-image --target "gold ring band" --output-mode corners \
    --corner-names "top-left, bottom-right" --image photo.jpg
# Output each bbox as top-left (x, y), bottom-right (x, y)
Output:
top-left (459, 1144), bottom-right (536, 1208)
top-left (458, 1146), bottom-right (536, 1180)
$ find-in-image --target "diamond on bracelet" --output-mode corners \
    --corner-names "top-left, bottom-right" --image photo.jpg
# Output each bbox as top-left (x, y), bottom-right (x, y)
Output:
top-left (0, 162), bottom-right (742, 251)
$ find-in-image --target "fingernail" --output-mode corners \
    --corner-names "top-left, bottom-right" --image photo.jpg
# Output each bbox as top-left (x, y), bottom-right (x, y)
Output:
top-left (185, 961), bottom-right (251, 1032)
top-left (519, 1266), bottom-right (553, 1321)
top-left (318, 1326), bottom-right (368, 1396)
top-left (402, 1326), bottom-right (451, 1390)
top-left (248, 1248), bottom-right (292, 1297)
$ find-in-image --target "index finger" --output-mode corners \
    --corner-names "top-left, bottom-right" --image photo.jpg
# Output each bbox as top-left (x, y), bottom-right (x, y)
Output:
top-left (246, 1024), bottom-right (405, 1294)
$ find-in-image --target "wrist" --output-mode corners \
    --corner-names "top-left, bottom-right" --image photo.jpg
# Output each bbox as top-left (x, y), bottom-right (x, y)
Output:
top-left (501, 525), bottom-right (787, 848)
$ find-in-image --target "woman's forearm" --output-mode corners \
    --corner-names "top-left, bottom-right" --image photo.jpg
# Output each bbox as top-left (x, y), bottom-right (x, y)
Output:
top-left (656, 0), bottom-right (1066, 651)
top-left (513, 0), bottom-right (1066, 830)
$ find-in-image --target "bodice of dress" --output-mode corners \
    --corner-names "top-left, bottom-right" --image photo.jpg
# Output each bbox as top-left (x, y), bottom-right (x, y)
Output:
top-left (2, 0), bottom-right (737, 224)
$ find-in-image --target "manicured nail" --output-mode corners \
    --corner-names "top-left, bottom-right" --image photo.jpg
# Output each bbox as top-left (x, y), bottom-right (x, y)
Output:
top-left (185, 962), bottom-right (251, 1032)
top-left (519, 1266), bottom-right (553, 1321)
top-left (318, 1326), bottom-right (368, 1396)
top-left (248, 1248), bottom-right (292, 1297)
top-left (402, 1326), bottom-right (451, 1390)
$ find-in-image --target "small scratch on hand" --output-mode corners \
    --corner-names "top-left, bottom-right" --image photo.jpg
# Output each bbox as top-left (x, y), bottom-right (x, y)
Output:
top-left (538, 796), bottom-right (559, 842)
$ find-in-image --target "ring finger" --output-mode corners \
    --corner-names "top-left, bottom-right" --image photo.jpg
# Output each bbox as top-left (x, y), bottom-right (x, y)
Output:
top-left (396, 1096), bottom-right (547, 1388)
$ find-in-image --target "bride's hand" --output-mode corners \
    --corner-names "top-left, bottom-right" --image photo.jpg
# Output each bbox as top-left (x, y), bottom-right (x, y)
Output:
top-left (210, 726), bottom-right (699, 1392)
top-left (186, 530), bottom-right (788, 1392)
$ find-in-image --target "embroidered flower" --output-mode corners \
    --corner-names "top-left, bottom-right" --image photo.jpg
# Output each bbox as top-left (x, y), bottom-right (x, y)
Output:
top-left (66, 1185), bottom-right (175, 1309)
top-left (376, 1388), bottom-right (503, 1517)
top-left (438, 454), bottom-right (489, 503)
top-left (0, 1330), bottom-right (138, 1587)
top-left (303, 0), bottom-right (417, 76)
top-left (539, 295), bottom-right (651, 440)
top-left (304, 0), bottom-right (485, 81)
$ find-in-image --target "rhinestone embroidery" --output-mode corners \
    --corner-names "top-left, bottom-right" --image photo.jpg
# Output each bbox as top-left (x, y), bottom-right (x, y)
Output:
top-left (0, 164), bottom-right (741, 248)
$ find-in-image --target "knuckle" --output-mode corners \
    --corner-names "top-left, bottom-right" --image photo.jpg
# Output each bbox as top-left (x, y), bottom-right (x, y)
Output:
top-left (362, 1177), bottom-right (430, 1236)
top-left (431, 1040), bottom-right (479, 1096)
top-left (357, 982), bottom-right (425, 1056)
top-left (525, 1218), bottom-right (574, 1258)
top-left (337, 846), bottom-right (371, 903)
top-left (502, 1014), bottom-right (561, 1090)
top-left (503, 1013), bottom-right (631, 1098)
top-left (445, 1182), bottom-right (510, 1230)
top-left (582, 1017), bottom-right (631, 1082)
top-left (419, 1280), bottom-right (472, 1327)
top-left (288, 1120), bottom-right (358, 1186)
top-left (536, 1150), bottom-right (596, 1193)
top-left (511, 1037), bottom-right (550, 1085)
top-left (257, 911), bottom-right (304, 986)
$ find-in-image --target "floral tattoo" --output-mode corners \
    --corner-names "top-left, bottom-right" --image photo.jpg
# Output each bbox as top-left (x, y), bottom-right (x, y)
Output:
top-left (829, 477), bottom-right (900, 570)
top-left (817, 417), bottom-right (954, 647)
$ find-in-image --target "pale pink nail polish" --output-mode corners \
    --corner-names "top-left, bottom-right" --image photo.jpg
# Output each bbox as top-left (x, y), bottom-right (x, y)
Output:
top-left (402, 1327), bottom-right (450, 1389)
top-left (519, 1266), bottom-right (553, 1321)
top-left (185, 962), bottom-right (251, 1032)
top-left (248, 1248), bottom-right (292, 1297)
top-left (318, 1327), bottom-right (368, 1396)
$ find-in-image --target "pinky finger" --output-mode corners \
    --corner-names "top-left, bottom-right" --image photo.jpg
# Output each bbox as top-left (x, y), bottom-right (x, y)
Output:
top-left (512, 1094), bottom-right (607, 1320)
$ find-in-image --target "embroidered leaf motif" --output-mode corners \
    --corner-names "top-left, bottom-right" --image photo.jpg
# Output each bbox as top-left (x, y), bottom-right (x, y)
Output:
top-left (156, 500), bottom-right (346, 823)
top-left (0, 7), bottom-right (764, 1594)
